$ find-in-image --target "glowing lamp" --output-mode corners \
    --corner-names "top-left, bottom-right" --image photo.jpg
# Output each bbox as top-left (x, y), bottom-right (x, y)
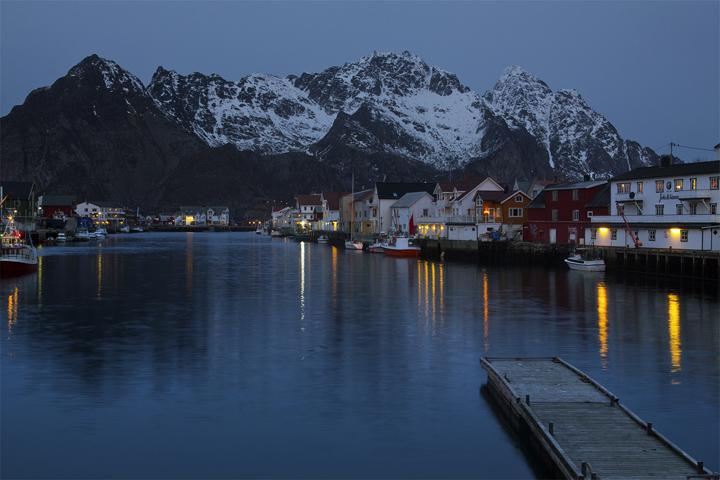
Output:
top-left (185, 216), bottom-right (194, 224)
top-left (670, 228), bottom-right (681, 235)
top-left (599, 227), bottom-right (609, 234)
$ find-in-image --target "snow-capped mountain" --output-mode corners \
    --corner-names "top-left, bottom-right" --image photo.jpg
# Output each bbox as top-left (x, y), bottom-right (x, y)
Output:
top-left (146, 51), bottom-right (655, 177)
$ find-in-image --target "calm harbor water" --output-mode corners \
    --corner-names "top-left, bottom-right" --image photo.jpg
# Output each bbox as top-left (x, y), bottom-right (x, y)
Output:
top-left (1, 232), bottom-right (719, 478)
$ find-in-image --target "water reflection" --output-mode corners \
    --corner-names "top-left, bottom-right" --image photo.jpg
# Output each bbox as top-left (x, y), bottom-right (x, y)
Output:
top-left (185, 233), bottom-right (193, 292)
top-left (668, 293), bottom-right (682, 373)
top-left (300, 241), bottom-right (306, 323)
top-left (597, 283), bottom-right (608, 367)
top-left (37, 256), bottom-right (43, 306)
top-left (96, 251), bottom-right (103, 299)
top-left (483, 271), bottom-right (489, 351)
top-left (6, 286), bottom-right (18, 336)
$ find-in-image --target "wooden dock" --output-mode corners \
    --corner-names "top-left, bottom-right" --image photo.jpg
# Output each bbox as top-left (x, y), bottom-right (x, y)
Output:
top-left (481, 357), bottom-right (717, 479)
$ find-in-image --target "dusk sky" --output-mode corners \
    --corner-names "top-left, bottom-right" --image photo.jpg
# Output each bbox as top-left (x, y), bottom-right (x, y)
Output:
top-left (1, 1), bottom-right (717, 160)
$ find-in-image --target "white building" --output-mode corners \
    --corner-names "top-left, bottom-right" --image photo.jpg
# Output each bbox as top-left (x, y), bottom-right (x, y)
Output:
top-left (587, 159), bottom-right (720, 251)
top-left (373, 183), bottom-right (435, 234)
top-left (389, 192), bottom-right (435, 234)
top-left (319, 192), bottom-right (345, 231)
top-left (75, 201), bottom-right (126, 227)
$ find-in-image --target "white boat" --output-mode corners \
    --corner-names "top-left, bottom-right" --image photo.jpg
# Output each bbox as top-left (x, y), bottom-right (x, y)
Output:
top-left (383, 237), bottom-right (421, 258)
top-left (131, 226), bottom-right (144, 232)
top-left (56, 232), bottom-right (67, 242)
top-left (75, 229), bottom-right (90, 241)
top-left (255, 227), bottom-right (263, 235)
top-left (271, 230), bottom-right (282, 237)
top-left (564, 254), bottom-right (605, 272)
top-left (368, 242), bottom-right (386, 253)
top-left (91, 228), bottom-right (107, 239)
top-left (317, 235), bottom-right (329, 244)
top-left (119, 225), bottom-right (130, 233)
top-left (345, 240), bottom-right (364, 250)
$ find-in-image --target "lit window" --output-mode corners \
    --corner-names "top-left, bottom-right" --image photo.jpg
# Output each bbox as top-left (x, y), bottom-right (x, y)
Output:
top-left (674, 179), bottom-right (683, 191)
top-left (710, 177), bottom-right (719, 190)
top-left (680, 230), bottom-right (688, 242)
top-left (611, 229), bottom-right (617, 240)
top-left (649, 230), bottom-right (656, 242)
top-left (690, 178), bottom-right (697, 190)
top-left (637, 181), bottom-right (644, 193)
top-left (655, 204), bottom-right (664, 216)
top-left (676, 204), bottom-right (683, 215)
top-left (616, 183), bottom-right (630, 194)
top-left (655, 180), bottom-right (664, 193)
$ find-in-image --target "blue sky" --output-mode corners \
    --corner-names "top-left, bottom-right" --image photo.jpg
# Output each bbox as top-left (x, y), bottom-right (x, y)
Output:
top-left (1, 1), bottom-right (717, 159)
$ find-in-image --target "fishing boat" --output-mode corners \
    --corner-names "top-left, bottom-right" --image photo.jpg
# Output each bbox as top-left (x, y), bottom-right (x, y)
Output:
top-left (1, 219), bottom-right (38, 277)
top-left (317, 235), bottom-right (329, 244)
top-left (119, 225), bottom-right (130, 233)
top-left (383, 236), bottom-right (421, 258)
top-left (345, 240), bottom-right (364, 250)
top-left (90, 227), bottom-right (107, 239)
top-left (56, 232), bottom-right (67, 242)
top-left (75, 229), bottom-right (90, 241)
top-left (368, 233), bottom-right (387, 253)
top-left (564, 253), bottom-right (605, 272)
top-left (131, 225), bottom-right (144, 233)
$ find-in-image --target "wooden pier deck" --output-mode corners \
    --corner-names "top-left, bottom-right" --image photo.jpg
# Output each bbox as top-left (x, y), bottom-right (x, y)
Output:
top-left (481, 357), bottom-right (717, 480)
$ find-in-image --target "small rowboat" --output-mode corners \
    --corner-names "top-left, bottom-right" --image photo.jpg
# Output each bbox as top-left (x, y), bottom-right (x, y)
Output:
top-left (383, 237), bottom-right (421, 258)
top-left (564, 254), bottom-right (605, 272)
top-left (317, 235), bottom-right (329, 244)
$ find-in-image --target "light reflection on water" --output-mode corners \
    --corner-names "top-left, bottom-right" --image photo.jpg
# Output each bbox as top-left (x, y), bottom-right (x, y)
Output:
top-left (1, 232), bottom-right (718, 478)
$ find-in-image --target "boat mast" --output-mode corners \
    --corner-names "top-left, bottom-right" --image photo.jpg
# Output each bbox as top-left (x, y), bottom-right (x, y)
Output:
top-left (349, 171), bottom-right (355, 241)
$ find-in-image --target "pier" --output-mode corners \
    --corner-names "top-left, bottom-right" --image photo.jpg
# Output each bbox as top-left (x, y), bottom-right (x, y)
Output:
top-left (481, 357), bottom-right (717, 479)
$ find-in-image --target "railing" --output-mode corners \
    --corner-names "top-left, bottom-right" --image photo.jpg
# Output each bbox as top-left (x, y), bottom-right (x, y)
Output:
top-left (592, 214), bottom-right (720, 224)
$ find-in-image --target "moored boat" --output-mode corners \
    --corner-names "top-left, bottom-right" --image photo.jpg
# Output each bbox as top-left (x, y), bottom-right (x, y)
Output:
top-left (56, 232), bottom-right (67, 242)
top-left (119, 225), bottom-right (130, 233)
top-left (383, 237), bottom-right (421, 258)
top-left (564, 253), bottom-right (605, 272)
top-left (75, 229), bottom-right (90, 241)
top-left (345, 240), bottom-right (364, 250)
top-left (317, 235), bottom-right (329, 244)
top-left (1, 221), bottom-right (38, 277)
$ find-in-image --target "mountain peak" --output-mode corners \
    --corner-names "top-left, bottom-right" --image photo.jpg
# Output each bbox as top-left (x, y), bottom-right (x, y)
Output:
top-left (68, 54), bottom-right (145, 92)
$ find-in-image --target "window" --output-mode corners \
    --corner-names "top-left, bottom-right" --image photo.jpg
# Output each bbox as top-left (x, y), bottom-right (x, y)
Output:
top-left (656, 180), bottom-right (664, 193)
top-left (712, 203), bottom-right (717, 215)
top-left (617, 182), bottom-right (631, 194)
top-left (681, 230), bottom-right (688, 242)
top-left (649, 230), bottom-right (656, 242)
top-left (655, 204), bottom-right (664, 215)
top-left (551, 209), bottom-right (558, 221)
top-left (611, 229), bottom-right (617, 240)
top-left (674, 179), bottom-right (683, 191)
top-left (509, 208), bottom-right (523, 217)
top-left (690, 178), bottom-right (697, 190)
top-left (689, 203), bottom-right (697, 215)
top-left (587, 211), bottom-right (593, 218)
top-left (637, 181), bottom-right (644, 193)
top-left (591, 229), bottom-right (597, 240)
top-left (676, 204), bottom-right (683, 215)
top-left (572, 189), bottom-right (579, 200)
top-left (572, 210), bottom-right (580, 221)
top-left (515, 194), bottom-right (523, 202)
top-left (422, 208), bottom-right (429, 217)
top-left (551, 190), bottom-right (558, 201)
top-left (711, 177), bottom-right (719, 190)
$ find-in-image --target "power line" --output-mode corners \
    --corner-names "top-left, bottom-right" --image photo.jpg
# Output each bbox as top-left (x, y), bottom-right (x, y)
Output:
top-left (670, 142), bottom-right (715, 153)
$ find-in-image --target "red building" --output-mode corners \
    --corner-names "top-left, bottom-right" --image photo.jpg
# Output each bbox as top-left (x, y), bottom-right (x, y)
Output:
top-left (523, 181), bottom-right (609, 244)
top-left (38, 195), bottom-right (76, 220)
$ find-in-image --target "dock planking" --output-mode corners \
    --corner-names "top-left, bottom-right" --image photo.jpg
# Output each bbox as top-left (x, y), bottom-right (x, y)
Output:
top-left (481, 357), bottom-right (717, 480)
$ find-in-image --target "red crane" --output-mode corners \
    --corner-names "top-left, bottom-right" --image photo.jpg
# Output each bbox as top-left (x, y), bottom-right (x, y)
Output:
top-left (619, 205), bottom-right (642, 248)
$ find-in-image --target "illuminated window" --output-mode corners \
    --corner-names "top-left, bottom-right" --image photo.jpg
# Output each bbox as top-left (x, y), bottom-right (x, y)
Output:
top-left (655, 204), bottom-right (664, 215)
top-left (611, 229), bottom-right (617, 240)
top-left (649, 230), bottom-right (656, 242)
top-left (710, 177), bottom-right (719, 190)
top-left (637, 181), bottom-right (644, 193)
top-left (674, 179), bottom-right (683, 191)
top-left (656, 180), bottom-right (664, 193)
top-left (690, 178), bottom-right (697, 190)
top-left (616, 183), bottom-right (631, 194)
top-left (680, 230), bottom-right (688, 242)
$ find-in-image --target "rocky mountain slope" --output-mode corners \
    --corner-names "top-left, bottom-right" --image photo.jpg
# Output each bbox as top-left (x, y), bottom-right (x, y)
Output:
top-left (1, 52), bottom-right (658, 214)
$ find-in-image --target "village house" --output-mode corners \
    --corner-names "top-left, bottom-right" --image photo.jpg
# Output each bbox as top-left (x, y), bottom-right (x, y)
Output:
top-left (340, 190), bottom-right (374, 235)
top-left (39, 195), bottom-right (77, 220)
top-left (523, 179), bottom-right (608, 245)
top-left (76, 201), bottom-right (126, 228)
top-left (373, 182), bottom-right (435, 234)
top-left (587, 159), bottom-right (720, 251)
top-left (389, 191), bottom-right (435, 234)
top-left (499, 190), bottom-right (532, 238)
top-left (295, 194), bottom-right (322, 231)
top-left (0, 181), bottom-right (37, 221)
top-left (319, 192), bottom-right (346, 231)
top-left (473, 190), bottom-right (508, 236)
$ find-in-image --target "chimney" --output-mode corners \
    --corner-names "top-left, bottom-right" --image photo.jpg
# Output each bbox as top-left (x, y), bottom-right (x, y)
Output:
top-left (714, 143), bottom-right (720, 161)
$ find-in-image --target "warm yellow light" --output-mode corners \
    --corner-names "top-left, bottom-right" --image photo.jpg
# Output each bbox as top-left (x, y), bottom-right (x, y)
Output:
top-left (185, 216), bottom-right (194, 224)
top-left (670, 228), bottom-right (681, 235)
top-left (483, 210), bottom-right (489, 215)
top-left (599, 227), bottom-right (609, 233)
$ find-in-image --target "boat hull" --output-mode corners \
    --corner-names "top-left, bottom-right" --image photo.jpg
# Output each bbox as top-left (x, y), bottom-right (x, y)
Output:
top-left (1, 258), bottom-right (38, 277)
top-left (383, 247), bottom-right (421, 258)
top-left (564, 258), bottom-right (605, 272)
top-left (368, 245), bottom-right (385, 253)
top-left (345, 241), bottom-right (364, 250)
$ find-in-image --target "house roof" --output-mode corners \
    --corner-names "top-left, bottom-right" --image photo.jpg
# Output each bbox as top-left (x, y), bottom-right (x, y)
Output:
top-left (322, 191), bottom-right (347, 210)
top-left (348, 189), bottom-right (374, 202)
top-left (610, 160), bottom-right (720, 181)
top-left (501, 190), bottom-right (531, 204)
top-left (513, 180), bottom-right (531, 194)
top-left (543, 180), bottom-right (607, 191)
top-left (207, 206), bottom-right (229, 212)
top-left (85, 200), bottom-right (122, 208)
top-left (391, 191), bottom-right (433, 208)
top-left (295, 194), bottom-right (322, 206)
top-left (1, 181), bottom-right (35, 200)
top-left (376, 182), bottom-right (435, 200)
top-left (473, 190), bottom-right (508, 202)
top-left (180, 206), bottom-right (205, 214)
top-left (39, 195), bottom-right (76, 206)
top-left (585, 184), bottom-right (610, 208)
top-left (436, 179), bottom-right (478, 192)
top-left (528, 193), bottom-right (546, 209)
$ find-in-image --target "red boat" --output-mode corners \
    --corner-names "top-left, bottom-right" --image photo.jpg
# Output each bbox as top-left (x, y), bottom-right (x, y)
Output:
top-left (1, 220), bottom-right (38, 278)
top-left (383, 237), bottom-right (421, 258)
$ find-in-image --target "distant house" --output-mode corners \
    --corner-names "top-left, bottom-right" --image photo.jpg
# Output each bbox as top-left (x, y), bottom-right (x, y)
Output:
top-left (373, 182), bottom-right (435, 234)
top-left (39, 195), bottom-right (77, 220)
top-left (340, 190), bottom-right (374, 235)
top-left (76, 201), bottom-right (126, 227)
top-left (207, 206), bottom-right (230, 225)
top-left (177, 206), bottom-right (206, 225)
top-left (390, 191), bottom-right (435, 234)
top-left (500, 190), bottom-right (532, 237)
top-left (473, 190), bottom-right (508, 235)
top-left (319, 192), bottom-right (346, 231)
top-left (295, 194), bottom-right (323, 226)
top-left (523, 180), bottom-right (608, 245)
top-left (0, 181), bottom-right (37, 220)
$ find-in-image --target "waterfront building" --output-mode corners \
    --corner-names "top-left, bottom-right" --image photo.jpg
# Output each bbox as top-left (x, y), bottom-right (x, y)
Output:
top-left (0, 181), bottom-right (37, 222)
top-left (586, 159), bottom-right (720, 251)
top-left (295, 194), bottom-right (322, 231)
top-left (76, 201), bottom-right (126, 228)
top-left (340, 190), bottom-right (374, 235)
top-left (319, 192), bottom-right (346, 231)
top-left (389, 192), bottom-right (435, 234)
top-left (39, 195), bottom-right (77, 220)
top-left (177, 206), bottom-right (206, 226)
top-left (473, 190), bottom-right (509, 236)
top-left (206, 207), bottom-right (230, 226)
top-left (499, 190), bottom-right (532, 238)
top-left (373, 182), bottom-right (435, 234)
top-left (523, 180), bottom-right (608, 245)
